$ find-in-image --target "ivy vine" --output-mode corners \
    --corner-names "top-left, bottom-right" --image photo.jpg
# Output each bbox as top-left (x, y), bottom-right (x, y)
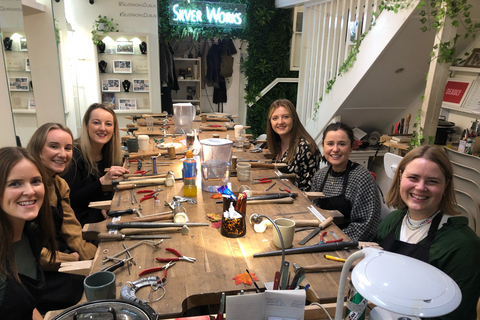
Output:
top-left (313, 0), bottom-right (480, 123)
top-left (242, 0), bottom-right (298, 137)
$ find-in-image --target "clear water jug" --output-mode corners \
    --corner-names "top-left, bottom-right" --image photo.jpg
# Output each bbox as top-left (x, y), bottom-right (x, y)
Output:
top-left (173, 103), bottom-right (196, 134)
top-left (200, 138), bottom-right (233, 192)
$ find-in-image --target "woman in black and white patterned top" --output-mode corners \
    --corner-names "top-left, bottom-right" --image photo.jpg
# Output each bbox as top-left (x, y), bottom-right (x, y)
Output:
top-left (266, 99), bottom-right (320, 191)
top-left (311, 122), bottom-right (381, 241)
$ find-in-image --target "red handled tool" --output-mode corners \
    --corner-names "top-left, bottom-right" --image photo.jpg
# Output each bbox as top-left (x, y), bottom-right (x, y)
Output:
top-left (318, 231), bottom-right (343, 244)
top-left (138, 261), bottom-right (176, 284)
top-left (252, 177), bottom-right (273, 184)
top-left (137, 189), bottom-right (160, 202)
top-left (134, 170), bottom-right (148, 175)
top-left (156, 248), bottom-right (196, 263)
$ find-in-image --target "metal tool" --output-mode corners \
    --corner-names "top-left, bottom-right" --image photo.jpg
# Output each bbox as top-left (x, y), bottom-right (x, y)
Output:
top-left (96, 233), bottom-right (172, 241)
top-left (107, 222), bottom-right (209, 230)
top-left (252, 177), bottom-right (272, 184)
top-left (117, 194), bottom-right (121, 207)
top-left (107, 208), bottom-right (137, 218)
top-left (137, 261), bottom-right (176, 281)
top-left (265, 182), bottom-right (276, 191)
top-left (102, 240), bottom-right (163, 264)
top-left (101, 256), bottom-right (134, 272)
top-left (156, 247), bottom-right (196, 263)
top-left (307, 205), bottom-right (326, 222)
top-left (330, 231), bottom-right (340, 240)
top-left (123, 243), bottom-right (136, 266)
top-left (319, 231), bottom-right (343, 244)
top-left (253, 241), bottom-right (359, 257)
top-left (298, 216), bottom-right (333, 245)
top-left (289, 266), bottom-right (305, 289)
top-left (280, 261), bottom-right (290, 290)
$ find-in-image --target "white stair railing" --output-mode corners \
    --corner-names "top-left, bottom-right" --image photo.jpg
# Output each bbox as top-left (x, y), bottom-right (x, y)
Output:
top-left (297, 0), bottom-right (379, 122)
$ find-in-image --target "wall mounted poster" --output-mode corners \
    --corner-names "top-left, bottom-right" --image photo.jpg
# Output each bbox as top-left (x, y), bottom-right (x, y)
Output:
top-left (133, 79), bottom-right (149, 92)
top-left (9, 77), bottom-right (29, 91)
top-left (113, 60), bottom-right (132, 73)
top-left (116, 41), bottom-right (134, 54)
top-left (102, 79), bottom-right (120, 92)
top-left (118, 98), bottom-right (137, 110)
top-left (442, 79), bottom-right (472, 107)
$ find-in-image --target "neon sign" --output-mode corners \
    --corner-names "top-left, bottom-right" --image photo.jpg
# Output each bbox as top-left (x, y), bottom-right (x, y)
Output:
top-left (169, 1), bottom-right (245, 28)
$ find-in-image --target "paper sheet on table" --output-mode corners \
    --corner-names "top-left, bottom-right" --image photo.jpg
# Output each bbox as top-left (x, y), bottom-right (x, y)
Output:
top-left (226, 290), bottom-right (306, 320)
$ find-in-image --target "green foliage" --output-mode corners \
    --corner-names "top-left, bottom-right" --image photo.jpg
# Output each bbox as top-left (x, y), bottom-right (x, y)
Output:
top-left (91, 15), bottom-right (119, 45)
top-left (410, 109), bottom-right (425, 149)
top-left (157, 0), bottom-right (245, 41)
top-left (242, 0), bottom-right (298, 137)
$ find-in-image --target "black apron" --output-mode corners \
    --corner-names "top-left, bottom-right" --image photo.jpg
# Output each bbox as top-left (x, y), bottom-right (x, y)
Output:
top-left (52, 183), bottom-right (70, 254)
top-left (0, 265), bottom-right (45, 320)
top-left (317, 161), bottom-right (358, 229)
top-left (382, 211), bottom-right (443, 263)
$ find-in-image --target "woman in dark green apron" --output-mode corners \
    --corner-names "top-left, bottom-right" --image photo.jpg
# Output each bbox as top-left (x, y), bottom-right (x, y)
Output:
top-left (311, 122), bottom-right (381, 241)
top-left (376, 145), bottom-right (480, 319)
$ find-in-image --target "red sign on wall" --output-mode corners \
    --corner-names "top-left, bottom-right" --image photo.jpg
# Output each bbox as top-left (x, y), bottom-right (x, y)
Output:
top-left (443, 80), bottom-right (471, 105)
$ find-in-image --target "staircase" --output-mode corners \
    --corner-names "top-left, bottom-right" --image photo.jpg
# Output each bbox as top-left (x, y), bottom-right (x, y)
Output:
top-left (276, 0), bottom-right (479, 143)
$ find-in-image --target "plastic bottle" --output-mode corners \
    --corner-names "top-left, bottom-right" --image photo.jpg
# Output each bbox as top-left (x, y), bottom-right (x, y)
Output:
top-left (183, 150), bottom-right (197, 197)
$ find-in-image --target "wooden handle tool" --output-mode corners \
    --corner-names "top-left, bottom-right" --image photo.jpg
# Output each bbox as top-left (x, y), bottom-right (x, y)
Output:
top-left (405, 113), bottom-right (411, 134)
top-left (121, 226), bottom-right (181, 235)
top-left (293, 220), bottom-right (323, 228)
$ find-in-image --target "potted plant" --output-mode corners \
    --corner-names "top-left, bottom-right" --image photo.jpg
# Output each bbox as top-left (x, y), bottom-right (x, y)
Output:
top-left (91, 15), bottom-right (119, 45)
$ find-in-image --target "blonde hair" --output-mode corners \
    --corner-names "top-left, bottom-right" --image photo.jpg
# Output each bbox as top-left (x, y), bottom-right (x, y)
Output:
top-left (386, 145), bottom-right (459, 215)
top-left (78, 103), bottom-right (123, 176)
top-left (266, 99), bottom-right (319, 164)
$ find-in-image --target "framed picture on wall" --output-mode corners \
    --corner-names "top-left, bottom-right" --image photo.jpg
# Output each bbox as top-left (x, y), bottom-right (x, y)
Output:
top-left (442, 78), bottom-right (473, 108)
top-left (9, 77), bottom-right (29, 91)
top-left (20, 37), bottom-right (27, 51)
top-left (102, 79), bottom-right (121, 92)
top-left (116, 41), bottom-right (134, 54)
top-left (464, 49), bottom-right (480, 68)
top-left (133, 79), bottom-right (149, 92)
top-left (118, 98), bottom-right (137, 110)
top-left (25, 58), bottom-right (30, 71)
top-left (28, 98), bottom-right (35, 110)
top-left (113, 60), bottom-right (132, 73)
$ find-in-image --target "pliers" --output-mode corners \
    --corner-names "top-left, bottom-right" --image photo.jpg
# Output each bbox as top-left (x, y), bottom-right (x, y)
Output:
top-left (137, 190), bottom-right (159, 202)
top-left (252, 177), bottom-right (273, 184)
top-left (279, 187), bottom-right (292, 193)
top-left (318, 231), bottom-right (343, 244)
top-left (134, 170), bottom-right (150, 175)
top-left (156, 248), bottom-right (196, 263)
top-left (137, 261), bottom-right (176, 284)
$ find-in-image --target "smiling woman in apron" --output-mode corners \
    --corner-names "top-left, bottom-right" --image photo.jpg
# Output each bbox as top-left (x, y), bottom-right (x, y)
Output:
top-left (0, 147), bottom-right (57, 320)
top-left (27, 123), bottom-right (97, 314)
top-left (376, 145), bottom-right (480, 320)
top-left (311, 122), bottom-right (381, 241)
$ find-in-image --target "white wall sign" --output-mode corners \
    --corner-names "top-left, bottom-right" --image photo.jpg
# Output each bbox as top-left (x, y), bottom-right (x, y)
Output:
top-left (169, 0), bottom-right (245, 28)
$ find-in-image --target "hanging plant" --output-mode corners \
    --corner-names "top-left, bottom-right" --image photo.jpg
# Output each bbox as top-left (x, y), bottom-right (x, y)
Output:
top-left (91, 15), bottom-right (119, 45)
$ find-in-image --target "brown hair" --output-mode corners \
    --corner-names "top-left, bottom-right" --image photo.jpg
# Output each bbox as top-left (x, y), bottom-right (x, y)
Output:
top-left (0, 147), bottom-right (56, 281)
top-left (27, 122), bottom-right (73, 161)
top-left (77, 103), bottom-right (123, 176)
top-left (385, 145), bottom-right (458, 215)
top-left (266, 99), bottom-right (319, 164)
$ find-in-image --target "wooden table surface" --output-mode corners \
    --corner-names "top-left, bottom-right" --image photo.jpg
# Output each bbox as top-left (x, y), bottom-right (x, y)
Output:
top-left (81, 117), bottom-right (355, 318)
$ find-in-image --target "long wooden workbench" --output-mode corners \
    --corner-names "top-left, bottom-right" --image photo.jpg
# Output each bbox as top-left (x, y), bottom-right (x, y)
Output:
top-left (67, 116), bottom-right (355, 319)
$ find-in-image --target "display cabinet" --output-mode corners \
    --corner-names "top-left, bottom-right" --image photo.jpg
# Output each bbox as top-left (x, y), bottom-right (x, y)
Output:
top-left (95, 32), bottom-right (152, 113)
top-left (3, 31), bottom-right (35, 113)
top-left (172, 57), bottom-right (201, 111)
